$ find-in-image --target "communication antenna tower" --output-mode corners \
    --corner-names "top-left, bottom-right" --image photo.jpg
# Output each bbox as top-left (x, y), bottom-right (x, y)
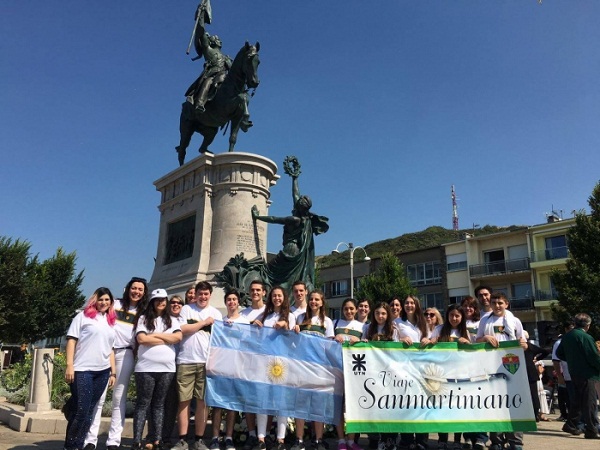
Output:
top-left (451, 185), bottom-right (459, 231)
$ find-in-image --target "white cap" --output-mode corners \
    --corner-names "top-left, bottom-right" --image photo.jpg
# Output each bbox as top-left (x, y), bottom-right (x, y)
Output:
top-left (150, 288), bottom-right (168, 300)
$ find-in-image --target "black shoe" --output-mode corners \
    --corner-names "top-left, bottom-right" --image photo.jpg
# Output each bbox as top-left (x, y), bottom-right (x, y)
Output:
top-left (244, 436), bottom-right (259, 450)
top-left (584, 432), bottom-right (600, 439)
top-left (83, 445), bottom-right (96, 450)
top-left (562, 423), bottom-right (582, 435)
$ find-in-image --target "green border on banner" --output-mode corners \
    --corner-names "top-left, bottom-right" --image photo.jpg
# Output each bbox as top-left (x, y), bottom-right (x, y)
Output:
top-left (345, 419), bottom-right (537, 434)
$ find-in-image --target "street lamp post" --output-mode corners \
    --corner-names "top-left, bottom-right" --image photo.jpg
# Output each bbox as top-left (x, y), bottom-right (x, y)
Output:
top-left (332, 242), bottom-right (370, 298)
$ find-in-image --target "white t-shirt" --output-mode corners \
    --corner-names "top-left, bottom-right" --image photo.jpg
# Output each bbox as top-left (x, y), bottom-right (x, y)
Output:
top-left (241, 305), bottom-right (266, 322)
top-left (177, 303), bottom-right (223, 364)
top-left (67, 311), bottom-right (116, 371)
top-left (292, 305), bottom-right (307, 319)
top-left (362, 324), bottom-right (399, 341)
top-left (476, 312), bottom-right (524, 342)
top-left (334, 319), bottom-right (365, 340)
top-left (296, 314), bottom-right (334, 338)
top-left (135, 316), bottom-right (181, 372)
top-left (552, 337), bottom-right (571, 381)
top-left (395, 318), bottom-right (423, 341)
top-left (224, 314), bottom-right (251, 325)
top-left (113, 299), bottom-right (139, 348)
top-left (261, 311), bottom-right (296, 329)
top-left (430, 325), bottom-right (464, 342)
top-left (466, 319), bottom-right (480, 342)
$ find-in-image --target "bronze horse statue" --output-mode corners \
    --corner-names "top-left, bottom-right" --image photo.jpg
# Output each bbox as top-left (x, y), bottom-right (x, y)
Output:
top-left (176, 41), bottom-right (260, 166)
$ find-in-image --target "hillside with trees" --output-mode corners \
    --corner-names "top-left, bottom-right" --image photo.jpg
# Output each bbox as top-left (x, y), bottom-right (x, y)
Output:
top-left (318, 224), bottom-right (526, 268)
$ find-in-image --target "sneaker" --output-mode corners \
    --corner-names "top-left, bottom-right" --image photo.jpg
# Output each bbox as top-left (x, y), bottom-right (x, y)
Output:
top-left (562, 423), bottom-right (582, 435)
top-left (472, 442), bottom-right (485, 450)
top-left (377, 442), bottom-right (386, 450)
top-left (225, 439), bottom-right (236, 450)
top-left (338, 444), bottom-right (348, 450)
top-left (210, 439), bottom-right (221, 450)
top-left (83, 445), bottom-right (96, 450)
top-left (291, 440), bottom-right (305, 450)
top-left (348, 443), bottom-right (362, 450)
top-left (275, 443), bottom-right (287, 450)
top-left (313, 441), bottom-right (326, 450)
top-left (244, 437), bottom-right (259, 450)
top-left (194, 441), bottom-right (209, 450)
top-left (171, 441), bottom-right (189, 450)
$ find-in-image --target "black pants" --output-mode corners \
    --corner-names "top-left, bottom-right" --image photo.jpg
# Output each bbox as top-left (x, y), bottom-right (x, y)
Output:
top-left (567, 377), bottom-right (600, 435)
top-left (133, 371), bottom-right (175, 443)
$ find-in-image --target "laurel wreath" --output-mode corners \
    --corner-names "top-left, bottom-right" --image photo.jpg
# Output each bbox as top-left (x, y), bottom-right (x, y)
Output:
top-left (283, 156), bottom-right (301, 177)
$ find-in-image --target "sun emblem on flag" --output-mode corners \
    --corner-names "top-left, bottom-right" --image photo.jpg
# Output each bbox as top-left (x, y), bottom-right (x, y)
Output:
top-left (266, 357), bottom-right (287, 383)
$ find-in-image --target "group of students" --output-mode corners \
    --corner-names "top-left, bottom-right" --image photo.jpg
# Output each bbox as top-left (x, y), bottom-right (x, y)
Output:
top-left (62, 278), bottom-right (530, 450)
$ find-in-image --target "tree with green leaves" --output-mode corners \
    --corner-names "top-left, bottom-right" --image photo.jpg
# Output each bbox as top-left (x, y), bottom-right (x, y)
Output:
top-left (552, 181), bottom-right (600, 338)
top-left (356, 252), bottom-right (416, 304)
top-left (0, 237), bottom-right (85, 344)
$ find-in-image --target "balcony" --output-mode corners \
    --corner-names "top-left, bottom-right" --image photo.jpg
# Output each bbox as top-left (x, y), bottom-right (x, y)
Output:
top-left (469, 257), bottom-right (530, 278)
top-left (509, 296), bottom-right (535, 311)
top-left (530, 246), bottom-right (568, 262)
top-left (535, 289), bottom-right (558, 301)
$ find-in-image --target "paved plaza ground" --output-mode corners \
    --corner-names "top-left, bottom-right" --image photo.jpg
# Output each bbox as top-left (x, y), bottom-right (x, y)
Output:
top-left (1, 411), bottom-right (599, 450)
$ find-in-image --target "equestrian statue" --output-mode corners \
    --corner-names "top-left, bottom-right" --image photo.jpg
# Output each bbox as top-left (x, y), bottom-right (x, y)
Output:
top-left (176, 0), bottom-right (260, 166)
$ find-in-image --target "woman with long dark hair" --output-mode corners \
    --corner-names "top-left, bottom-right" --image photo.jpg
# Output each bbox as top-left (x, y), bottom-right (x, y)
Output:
top-left (364, 302), bottom-right (397, 342)
top-left (131, 288), bottom-right (182, 450)
top-left (395, 295), bottom-right (429, 450)
top-left (253, 286), bottom-right (296, 450)
top-left (85, 276), bottom-right (149, 450)
top-left (64, 288), bottom-right (116, 450)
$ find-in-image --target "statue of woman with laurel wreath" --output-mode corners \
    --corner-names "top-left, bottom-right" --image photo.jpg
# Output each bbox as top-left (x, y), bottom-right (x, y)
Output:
top-left (251, 156), bottom-right (329, 293)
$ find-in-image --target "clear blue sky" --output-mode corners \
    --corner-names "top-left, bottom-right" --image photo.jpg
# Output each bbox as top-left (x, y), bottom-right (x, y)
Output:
top-left (2, 1), bottom-right (599, 299)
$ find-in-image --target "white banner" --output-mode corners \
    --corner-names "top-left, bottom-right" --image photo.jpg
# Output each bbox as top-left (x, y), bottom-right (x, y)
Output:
top-left (343, 341), bottom-right (536, 433)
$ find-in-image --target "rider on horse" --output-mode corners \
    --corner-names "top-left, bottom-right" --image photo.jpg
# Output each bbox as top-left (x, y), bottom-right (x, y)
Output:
top-left (186, 4), bottom-right (231, 113)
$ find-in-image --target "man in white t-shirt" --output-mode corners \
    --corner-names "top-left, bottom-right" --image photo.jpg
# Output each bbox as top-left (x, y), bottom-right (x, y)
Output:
top-left (291, 280), bottom-right (308, 320)
top-left (240, 280), bottom-right (266, 450)
top-left (476, 292), bottom-right (527, 450)
top-left (171, 281), bottom-right (223, 450)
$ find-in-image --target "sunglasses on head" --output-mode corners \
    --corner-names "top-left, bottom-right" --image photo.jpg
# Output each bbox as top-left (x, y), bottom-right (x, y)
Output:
top-left (130, 277), bottom-right (147, 283)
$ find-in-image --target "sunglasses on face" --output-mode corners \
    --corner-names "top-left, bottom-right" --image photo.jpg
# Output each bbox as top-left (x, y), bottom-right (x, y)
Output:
top-left (170, 301), bottom-right (183, 306)
top-left (424, 313), bottom-right (435, 317)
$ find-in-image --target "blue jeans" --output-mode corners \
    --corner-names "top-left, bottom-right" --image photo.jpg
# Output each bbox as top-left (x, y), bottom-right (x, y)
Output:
top-left (64, 369), bottom-right (110, 450)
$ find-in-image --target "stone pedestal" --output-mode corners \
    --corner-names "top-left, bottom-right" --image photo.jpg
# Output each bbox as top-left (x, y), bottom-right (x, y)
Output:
top-left (149, 152), bottom-right (279, 298)
top-left (25, 349), bottom-right (54, 412)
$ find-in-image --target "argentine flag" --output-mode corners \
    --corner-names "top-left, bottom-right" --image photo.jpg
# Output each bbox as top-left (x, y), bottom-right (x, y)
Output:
top-left (206, 321), bottom-right (343, 424)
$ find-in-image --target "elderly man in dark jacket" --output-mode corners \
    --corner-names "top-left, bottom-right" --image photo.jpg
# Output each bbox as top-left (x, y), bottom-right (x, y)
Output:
top-left (556, 313), bottom-right (600, 439)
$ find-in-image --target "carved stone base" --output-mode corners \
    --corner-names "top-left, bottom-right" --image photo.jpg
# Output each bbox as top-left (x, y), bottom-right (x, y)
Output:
top-left (149, 152), bottom-right (279, 300)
